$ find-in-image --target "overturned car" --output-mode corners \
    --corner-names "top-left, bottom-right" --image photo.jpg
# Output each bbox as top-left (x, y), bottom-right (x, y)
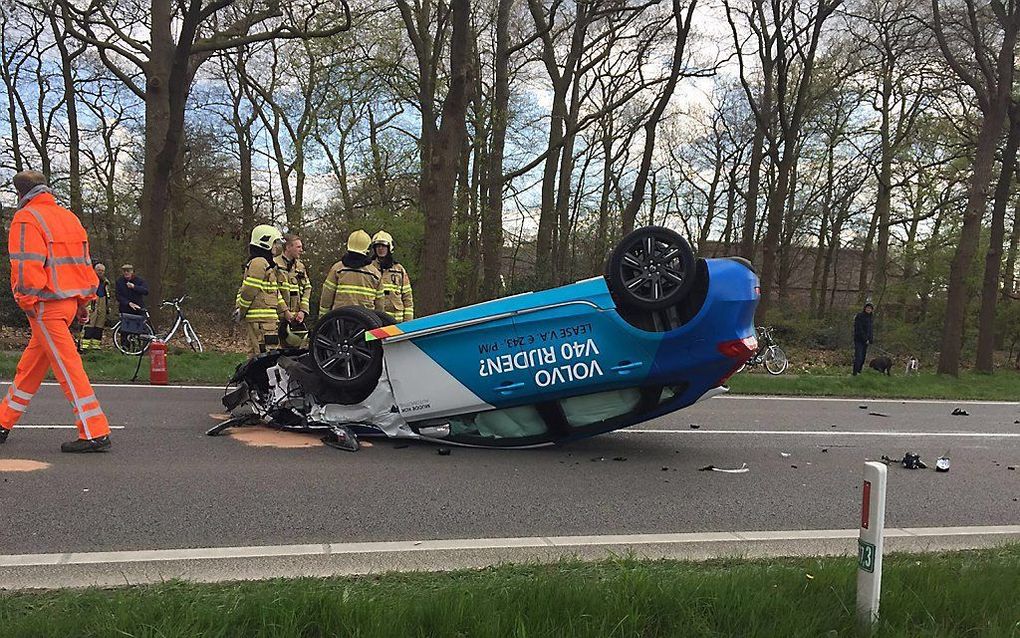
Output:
top-left (213, 226), bottom-right (759, 449)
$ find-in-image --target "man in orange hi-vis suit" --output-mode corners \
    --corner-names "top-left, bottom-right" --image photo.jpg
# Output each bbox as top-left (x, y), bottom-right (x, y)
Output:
top-left (0, 171), bottom-right (111, 453)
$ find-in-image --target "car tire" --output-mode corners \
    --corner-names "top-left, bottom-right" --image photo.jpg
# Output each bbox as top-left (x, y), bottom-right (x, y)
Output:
top-left (605, 226), bottom-right (697, 311)
top-left (309, 306), bottom-right (385, 392)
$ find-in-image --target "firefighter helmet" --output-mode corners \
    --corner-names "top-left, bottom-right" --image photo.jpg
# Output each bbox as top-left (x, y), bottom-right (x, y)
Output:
top-left (250, 224), bottom-right (283, 251)
top-left (371, 230), bottom-right (394, 251)
top-left (347, 229), bottom-right (372, 255)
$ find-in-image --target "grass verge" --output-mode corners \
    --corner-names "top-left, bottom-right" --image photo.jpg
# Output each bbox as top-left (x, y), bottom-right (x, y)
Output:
top-left (728, 369), bottom-right (1020, 401)
top-left (0, 350), bottom-right (245, 385)
top-left (2, 547), bottom-right (1019, 637)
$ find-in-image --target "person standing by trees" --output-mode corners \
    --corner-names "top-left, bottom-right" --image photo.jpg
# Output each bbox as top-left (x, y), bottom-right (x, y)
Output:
top-left (371, 231), bottom-right (414, 322)
top-left (853, 303), bottom-right (875, 376)
top-left (0, 171), bottom-right (111, 452)
top-left (274, 234), bottom-right (311, 325)
top-left (115, 264), bottom-right (149, 314)
top-left (80, 263), bottom-right (110, 351)
top-left (234, 225), bottom-right (285, 356)
top-left (319, 230), bottom-right (381, 315)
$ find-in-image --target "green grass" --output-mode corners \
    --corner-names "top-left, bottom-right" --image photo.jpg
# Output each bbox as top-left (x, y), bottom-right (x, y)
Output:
top-left (2, 547), bottom-right (1019, 637)
top-left (728, 369), bottom-right (1020, 401)
top-left (0, 350), bottom-right (246, 385)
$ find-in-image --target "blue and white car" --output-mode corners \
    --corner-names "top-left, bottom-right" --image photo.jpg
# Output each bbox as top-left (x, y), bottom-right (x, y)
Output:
top-left (218, 226), bottom-right (759, 449)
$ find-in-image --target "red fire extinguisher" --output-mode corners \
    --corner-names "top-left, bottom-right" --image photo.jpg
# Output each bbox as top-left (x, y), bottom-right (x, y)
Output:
top-left (149, 339), bottom-right (168, 385)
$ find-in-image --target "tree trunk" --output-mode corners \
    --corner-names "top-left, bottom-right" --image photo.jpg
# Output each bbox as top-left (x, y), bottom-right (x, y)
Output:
top-left (136, 0), bottom-right (175, 305)
top-left (480, 0), bottom-right (511, 300)
top-left (757, 149), bottom-right (793, 317)
top-left (871, 70), bottom-right (893, 300)
top-left (415, 0), bottom-right (472, 316)
top-left (738, 83), bottom-right (769, 261)
top-left (857, 206), bottom-right (879, 302)
top-left (52, 11), bottom-right (82, 215)
top-left (622, 0), bottom-right (696, 234)
top-left (1004, 194), bottom-right (1020, 296)
top-left (975, 108), bottom-right (1020, 371)
top-left (938, 105), bottom-right (1009, 375)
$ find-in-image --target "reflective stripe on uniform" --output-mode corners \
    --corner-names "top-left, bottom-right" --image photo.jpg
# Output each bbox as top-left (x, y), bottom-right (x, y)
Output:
top-left (10, 252), bottom-right (46, 262)
top-left (335, 285), bottom-right (378, 297)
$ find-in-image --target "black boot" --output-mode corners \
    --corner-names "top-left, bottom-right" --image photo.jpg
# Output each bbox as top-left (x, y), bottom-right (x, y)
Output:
top-left (60, 435), bottom-right (111, 453)
top-left (0, 427), bottom-right (9, 444)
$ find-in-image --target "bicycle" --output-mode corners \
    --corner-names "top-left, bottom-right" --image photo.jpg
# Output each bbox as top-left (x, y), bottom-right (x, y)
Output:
top-left (112, 295), bottom-right (204, 355)
top-left (738, 325), bottom-right (789, 375)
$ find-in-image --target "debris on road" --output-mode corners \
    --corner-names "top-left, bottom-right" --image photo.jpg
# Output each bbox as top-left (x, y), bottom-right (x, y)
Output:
top-left (591, 456), bottom-right (605, 462)
top-left (901, 452), bottom-right (927, 469)
top-left (698, 463), bottom-right (750, 474)
top-left (821, 448), bottom-right (829, 453)
top-left (661, 467), bottom-right (669, 471)
top-left (612, 456), bottom-right (627, 462)
top-left (951, 408), bottom-right (969, 416)
top-left (935, 457), bottom-right (951, 472)
top-left (780, 452), bottom-right (791, 457)
top-left (859, 405), bottom-right (868, 410)
top-left (1009, 466), bottom-right (1016, 471)
top-left (437, 447), bottom-right (451, 456)
top-left (869, 412), bottom-right (890, 418)
top-left (791, 465), bottom-right (798, 469)
top-left (689, 423), bottom-right (701, 429)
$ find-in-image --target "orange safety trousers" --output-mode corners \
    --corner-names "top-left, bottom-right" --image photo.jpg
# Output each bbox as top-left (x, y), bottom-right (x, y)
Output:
top-left (0, 299), bottom-right (110, 440)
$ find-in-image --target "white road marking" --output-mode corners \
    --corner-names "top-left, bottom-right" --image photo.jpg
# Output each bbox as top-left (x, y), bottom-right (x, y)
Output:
top-left (622, 429), bottom-right (1020, 438)
top-left (15, 425), bottom-right (125, 430)
top-left (2, 525), bottom-right (1018, 568)
top-left (721, 395), bottom-right (1018, 406)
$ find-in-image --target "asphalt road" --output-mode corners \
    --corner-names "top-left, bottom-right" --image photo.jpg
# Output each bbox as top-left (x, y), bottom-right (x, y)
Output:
top-left (1, 384), bottom-right (1019, 556)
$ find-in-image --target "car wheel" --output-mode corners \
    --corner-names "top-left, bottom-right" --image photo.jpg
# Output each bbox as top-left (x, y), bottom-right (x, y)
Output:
top-left (309, 306), bottom-right (384, 391)
top-left (605, 226), bottom-right (697, 310)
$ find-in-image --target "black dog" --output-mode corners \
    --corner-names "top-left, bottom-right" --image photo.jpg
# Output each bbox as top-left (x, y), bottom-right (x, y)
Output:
top-left (869, 356), bottom-right (892, 375)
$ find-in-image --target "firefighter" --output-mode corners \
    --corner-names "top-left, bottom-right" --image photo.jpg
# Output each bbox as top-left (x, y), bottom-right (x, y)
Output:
top-left (80, 263), bottom-right (110, 351)
top-left (0, 170), bottom-right (111, 452)
top-left (234, 224), bottom-right (285, 356)
top-left (370, 230), bottom-right (414, 322)
top-left (318, 230), bottom-right (381, 315)
top-left (275, 233), bottom-right (311, 346)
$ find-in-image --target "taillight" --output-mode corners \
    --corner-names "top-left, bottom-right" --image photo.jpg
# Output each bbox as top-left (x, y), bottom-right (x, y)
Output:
top-left (716, 335), bottom-right (758, 386)
top-left (754, 286), bottom-right (761, 297)
top-left (718, 335), bottom-right (757, 360)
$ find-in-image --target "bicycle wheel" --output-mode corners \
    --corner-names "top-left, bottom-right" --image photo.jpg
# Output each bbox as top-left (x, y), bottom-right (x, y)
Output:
top-left (183, 321), bottom-right (204, 353)
top-left (764, 345), bottom-right (789, 375)
top-left (113, 321), bottom-right (155, 356)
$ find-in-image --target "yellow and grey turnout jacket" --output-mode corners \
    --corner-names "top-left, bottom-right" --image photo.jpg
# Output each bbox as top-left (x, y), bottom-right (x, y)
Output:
top-left (275, 254), bottom-right (311, 315)
top-left (236, 255), bottom-right (282, 322)
top-left (375, 258), bottom-right (414, 322)
top-left (319, 253), bottom-right (381, 315)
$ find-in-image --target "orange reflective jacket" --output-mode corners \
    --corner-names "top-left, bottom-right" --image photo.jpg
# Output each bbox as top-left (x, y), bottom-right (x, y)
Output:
top-left (8, 192), bottom-right (98, 310)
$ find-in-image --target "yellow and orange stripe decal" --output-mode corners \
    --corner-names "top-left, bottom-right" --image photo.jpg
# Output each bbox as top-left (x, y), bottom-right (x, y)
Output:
top-left (365, 325), bottom-right (404, 341)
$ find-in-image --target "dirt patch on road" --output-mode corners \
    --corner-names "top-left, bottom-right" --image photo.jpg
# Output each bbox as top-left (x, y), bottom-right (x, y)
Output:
top-left (228, 428), bottom-right (322, 448)
top-left (0, 459), bottom-right (51, 472)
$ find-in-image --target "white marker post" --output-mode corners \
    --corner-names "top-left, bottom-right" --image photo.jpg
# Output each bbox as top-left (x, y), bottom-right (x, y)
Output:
top-left (857, 461), bottom-right (887, 630)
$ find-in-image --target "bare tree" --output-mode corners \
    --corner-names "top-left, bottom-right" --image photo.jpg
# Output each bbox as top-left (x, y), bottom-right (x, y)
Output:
top-left (931, 0), bottom-right (1020, 375)
top-left (726, 0), bottom-right (843, 317)
top-left (396, 0), bottom-right (473, 314)
top-left (51, 0), bottom-right (352, 303)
